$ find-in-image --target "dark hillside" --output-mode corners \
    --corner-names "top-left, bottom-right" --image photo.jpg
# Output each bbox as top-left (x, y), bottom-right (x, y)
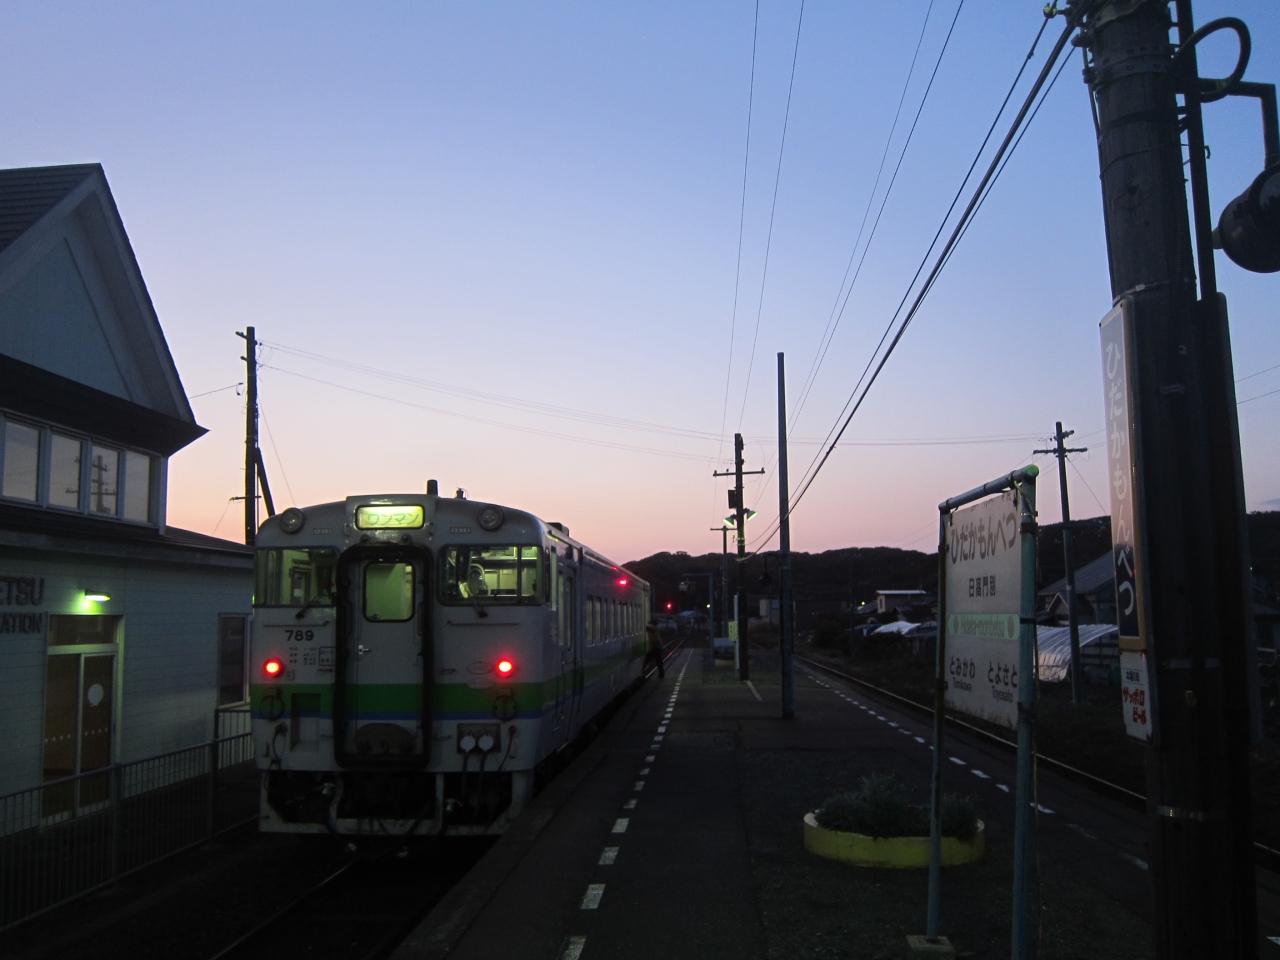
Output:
top-left (623, 511), bottom-right (1280, 615)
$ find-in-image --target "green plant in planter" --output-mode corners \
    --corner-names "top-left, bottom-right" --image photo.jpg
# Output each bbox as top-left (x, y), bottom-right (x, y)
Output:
top-left (814, 772), bottom-right (978, 841)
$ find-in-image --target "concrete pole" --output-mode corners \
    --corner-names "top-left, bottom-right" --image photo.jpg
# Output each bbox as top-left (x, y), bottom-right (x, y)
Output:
top-left (1082, 2), bottom-right (1258, 954)
top-left (777, 353), bottom-right (795, 718)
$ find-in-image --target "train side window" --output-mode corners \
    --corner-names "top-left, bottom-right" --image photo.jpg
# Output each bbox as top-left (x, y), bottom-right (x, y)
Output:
top-left (364, 562), bottom-right (415, 622)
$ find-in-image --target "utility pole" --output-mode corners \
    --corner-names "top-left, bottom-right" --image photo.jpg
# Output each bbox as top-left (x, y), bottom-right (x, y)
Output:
top-left (237, 326), bottom-right (276, 546)
top-left (714, 434), bottom-right (764, 681)
top-left (1034, 422), bottom-right (1087, 705)
top-left (239, 327), bottom-right (259, 545)
top-left (1080, 2), bottom-right (1259, 956)
top-left (711, 526), bottom-right (731, 639)
top-left (777, 354), bottom-right (795, 718)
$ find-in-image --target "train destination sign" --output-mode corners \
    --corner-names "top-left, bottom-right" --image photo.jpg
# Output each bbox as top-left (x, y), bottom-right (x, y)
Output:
top-left (943, 488), bottom-right (1022, 729)
top-left (355, 504), bottom-right (425, 530)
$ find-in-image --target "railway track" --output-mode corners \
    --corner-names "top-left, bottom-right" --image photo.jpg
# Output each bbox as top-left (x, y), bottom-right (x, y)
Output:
top-left (206, 839), bottom-right (489, 960)
top-left (794, 651), bottom-right (1280, 871)
top-left (207, 645), bottom-right (682, 960)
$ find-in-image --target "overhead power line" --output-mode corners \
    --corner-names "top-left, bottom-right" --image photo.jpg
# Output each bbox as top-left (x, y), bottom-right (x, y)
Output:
top-left (749, 10), bottom-right (1080, 554)
top-left (736, 0), bottom-right (806, 430)
top-left (789, 0), bottom-right (956, 433)
top-left (716, 0), bottom-right (763, 470)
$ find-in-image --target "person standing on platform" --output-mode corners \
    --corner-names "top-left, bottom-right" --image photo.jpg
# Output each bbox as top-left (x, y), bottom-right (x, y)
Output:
top-left (644, 619), bottom-right (665, 679)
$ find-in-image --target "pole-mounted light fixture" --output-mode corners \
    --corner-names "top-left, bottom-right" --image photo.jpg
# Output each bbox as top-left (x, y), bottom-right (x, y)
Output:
top-left (724, 509), bottom-right (757, 527)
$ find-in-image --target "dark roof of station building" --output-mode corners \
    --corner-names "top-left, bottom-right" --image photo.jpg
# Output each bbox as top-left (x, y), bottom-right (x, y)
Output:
top-left (0, 164), bottom-right (100, 256)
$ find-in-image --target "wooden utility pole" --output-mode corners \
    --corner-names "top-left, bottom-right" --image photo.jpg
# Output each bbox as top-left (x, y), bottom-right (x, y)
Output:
top-left (239, 327), bottom-right (259, 545)
top-left (1034, 422), bottom-right (1087, 705)
top-left (1081, 2), bottom-right (1257, 955)
top-left (714, 434), bottom-right (763, 681)
top-left (237, 326), bottom-right (276, 546)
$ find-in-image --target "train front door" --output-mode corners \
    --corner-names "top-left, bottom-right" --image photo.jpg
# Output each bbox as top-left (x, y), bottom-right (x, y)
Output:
top-left (336, 547), bottom-right (429, 766)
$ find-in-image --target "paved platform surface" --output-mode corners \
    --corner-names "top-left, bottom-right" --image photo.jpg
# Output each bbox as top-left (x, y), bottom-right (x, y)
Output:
top-left (395, 647), bottom-right (1280, 959)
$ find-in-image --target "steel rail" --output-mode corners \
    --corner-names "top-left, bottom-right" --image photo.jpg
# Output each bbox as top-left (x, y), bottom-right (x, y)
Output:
top-left (205, 862), bottom-right (356, 960)
top-left (794, 652), bottom-right (1280, 871)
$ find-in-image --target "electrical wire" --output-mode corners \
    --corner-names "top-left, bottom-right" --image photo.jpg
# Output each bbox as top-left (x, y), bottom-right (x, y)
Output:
top-left (262, 340), bottom-right (724, 443)
top-left (749, 12), bottom-right (1080, 554)
top-left (1067, 457), bottom-right (1109, 516)
top-left (789, 0), bottom-right (954, 432)
top-left (1237, 361), bottom-right (1280, 384)
top-left (259, 405), bottom-right (297, 507)
top-left (260, 365), bottom-right (715, 463)
top-left (189, 382), bottom-right (243, 400)
top-left (736, 0), bottom-right (806, 430)
top-left (715, 0), bottom-right (763, 469)
top-left (1239, 386), bottom-right (1280, 405)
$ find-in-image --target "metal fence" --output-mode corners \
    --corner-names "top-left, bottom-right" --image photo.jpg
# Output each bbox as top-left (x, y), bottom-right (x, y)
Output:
top-left (0, 708), bottom-right (256, 931)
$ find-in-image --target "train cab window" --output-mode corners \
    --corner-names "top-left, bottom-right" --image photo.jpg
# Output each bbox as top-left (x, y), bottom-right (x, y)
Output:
top-left (255, 549), bottom-right (337, 607)
top-left (364, 562), bottom-right (415, 621)
top-left (441, 546), bottom-right (543, 604)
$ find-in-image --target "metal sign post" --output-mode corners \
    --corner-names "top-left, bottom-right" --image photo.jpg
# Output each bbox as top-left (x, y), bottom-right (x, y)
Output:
top-left (925, 466), bottom-right (1038, 959)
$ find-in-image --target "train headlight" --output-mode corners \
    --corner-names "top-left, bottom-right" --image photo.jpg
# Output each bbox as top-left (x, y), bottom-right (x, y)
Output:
top-left (477, 505), bottom-right (505, 531)
top-left (496, 658), bottom-right (515, 678)
top-left (264, 657), bottom-right (284, 678)
top-left (278, 508), bottom-right (306, 534)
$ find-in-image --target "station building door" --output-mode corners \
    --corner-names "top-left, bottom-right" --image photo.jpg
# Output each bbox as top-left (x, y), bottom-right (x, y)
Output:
top-left (42, 615), bottom-right (119, 817)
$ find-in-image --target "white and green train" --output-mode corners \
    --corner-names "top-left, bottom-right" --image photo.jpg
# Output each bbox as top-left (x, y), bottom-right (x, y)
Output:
top-left (250, 486), bottom-right (650, 835)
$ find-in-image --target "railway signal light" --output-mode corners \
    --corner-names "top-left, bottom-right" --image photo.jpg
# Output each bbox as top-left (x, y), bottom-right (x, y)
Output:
top-left (1216, 163), bottom-right (1280, 273)
top-left (263, 657), bottom-right (283, 678)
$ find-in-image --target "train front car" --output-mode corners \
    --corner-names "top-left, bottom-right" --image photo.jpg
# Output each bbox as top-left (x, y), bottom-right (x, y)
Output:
top-left (250, 492), bottom-right (648, 837)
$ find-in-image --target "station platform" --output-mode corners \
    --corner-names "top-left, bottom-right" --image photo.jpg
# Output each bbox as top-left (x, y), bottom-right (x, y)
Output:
top-left (391, 646), bottom-right (1182, 959)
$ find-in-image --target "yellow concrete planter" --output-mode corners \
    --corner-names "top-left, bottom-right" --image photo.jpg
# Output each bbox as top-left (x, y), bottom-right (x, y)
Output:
top-left (803, 812), bottom-right (985, 869)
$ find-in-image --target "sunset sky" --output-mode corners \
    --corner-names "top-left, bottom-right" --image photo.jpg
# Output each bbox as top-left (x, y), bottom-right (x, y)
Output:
top-left (2, 1), bottom-right (1275, 562)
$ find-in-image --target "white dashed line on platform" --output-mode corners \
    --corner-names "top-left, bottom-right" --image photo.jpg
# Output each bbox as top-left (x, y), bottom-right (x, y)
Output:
top-left (1120, 853), bottom-right (1149, 870)
top-left (949, 757), bottom-right (967, 766)
top-left (624, 799), bottom-right (637, 810)
top-left (1035, 804), bottom-right (1055, 814)
top-left (640, 767), bottom-right (650, 775)
top-left (971, 770), bottom-right (991, 779)
top-left (645, 755), bottom-right (655, 763)
top-left (559, 935), bottom-right (587, 960)
top-left (634, 781), bottom-right (645, 791)
top-left (1067, 824), bottom-right (1097, 840)
top-left (996, 784), bottom-right (1010, 793)
top-left (612, 818), bottom-right (629, 833)
top-left (915, 737), bottom-right (926, 744)
top-left (581, 884), bottom-right (605, 909)
top-left (599, 847), bottom-right (619, 865)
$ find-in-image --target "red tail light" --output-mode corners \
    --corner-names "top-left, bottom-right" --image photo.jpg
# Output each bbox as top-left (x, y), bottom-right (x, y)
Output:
top-left (617, 577), bottom-right (629, 587)
top-left (496, 659), bottom-right (515, 677)
top-left (264, 657), bottom-right (284, 678)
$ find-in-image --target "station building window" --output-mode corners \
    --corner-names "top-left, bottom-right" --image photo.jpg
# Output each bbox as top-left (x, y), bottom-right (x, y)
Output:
top-left (0, 415), bottom-right (157, 524)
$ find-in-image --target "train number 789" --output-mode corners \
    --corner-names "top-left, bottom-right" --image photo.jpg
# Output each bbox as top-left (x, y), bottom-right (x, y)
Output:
top-left (285, 629), bottom-right (315, 642)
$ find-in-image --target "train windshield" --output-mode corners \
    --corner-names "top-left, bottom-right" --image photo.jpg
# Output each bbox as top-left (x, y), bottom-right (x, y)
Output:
top-left (441, 546), bottom-right (541, 604)
top-left (255, 548), bottom-right (338, 607)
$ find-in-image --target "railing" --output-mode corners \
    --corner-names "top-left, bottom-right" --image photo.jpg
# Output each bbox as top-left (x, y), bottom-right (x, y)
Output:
top-left (0, 722), bottom-right (257, 932)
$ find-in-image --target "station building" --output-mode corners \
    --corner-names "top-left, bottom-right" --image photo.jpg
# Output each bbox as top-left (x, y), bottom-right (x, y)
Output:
top-left (0, 164), bottom-right (253, 799)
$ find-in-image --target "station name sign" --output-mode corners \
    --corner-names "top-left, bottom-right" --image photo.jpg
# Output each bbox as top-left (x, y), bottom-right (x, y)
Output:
top-left (944, 490), bottom-right (1022, 729)
top-left (0, 576), bottom-right (47, 635)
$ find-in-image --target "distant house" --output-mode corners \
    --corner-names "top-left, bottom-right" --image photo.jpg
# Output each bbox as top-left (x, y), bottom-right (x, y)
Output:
top-left (1038, 553), bottom-right (1117, 626)
top-left (875, 589), bottom-right (932, 615)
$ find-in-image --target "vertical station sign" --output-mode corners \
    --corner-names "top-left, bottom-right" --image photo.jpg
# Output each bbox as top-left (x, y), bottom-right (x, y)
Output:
top-left (943, 489), bottom-right (1023, 728)
top-left (1100, 300), bottom-right (1154, 743)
